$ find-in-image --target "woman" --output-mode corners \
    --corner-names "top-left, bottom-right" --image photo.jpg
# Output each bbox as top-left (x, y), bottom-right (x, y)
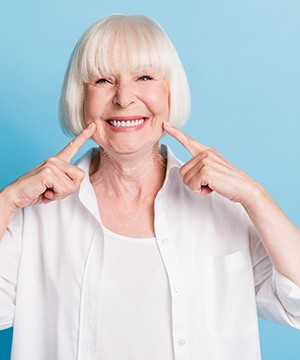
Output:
top-left (0, 14), bottom-right (299, 360)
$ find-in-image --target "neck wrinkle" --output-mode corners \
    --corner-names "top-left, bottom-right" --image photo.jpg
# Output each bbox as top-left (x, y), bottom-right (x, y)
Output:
top-left (89, 144), bottom-right (167, 199)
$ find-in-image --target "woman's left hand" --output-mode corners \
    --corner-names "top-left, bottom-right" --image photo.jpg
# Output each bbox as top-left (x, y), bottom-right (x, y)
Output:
top-left (163, 122), bottom-right (259, 204)
top-left (164, 122), bottom-right (300, 287)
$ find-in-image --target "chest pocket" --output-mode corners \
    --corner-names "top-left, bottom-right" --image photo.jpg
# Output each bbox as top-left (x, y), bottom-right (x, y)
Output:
top-left (201, 248), bottom-right (258, 338)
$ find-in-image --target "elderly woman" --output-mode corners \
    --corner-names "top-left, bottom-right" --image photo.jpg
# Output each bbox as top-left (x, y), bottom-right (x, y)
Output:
top-left (0, 14), bottom-right (300, 360)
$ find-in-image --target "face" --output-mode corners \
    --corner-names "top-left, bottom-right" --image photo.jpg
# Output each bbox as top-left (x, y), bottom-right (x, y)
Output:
top-left (83, 60), bottom-right (169, 156)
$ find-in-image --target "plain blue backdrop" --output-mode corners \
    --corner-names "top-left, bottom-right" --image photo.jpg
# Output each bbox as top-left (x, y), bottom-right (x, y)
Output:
top-left (1, 0), bottom-right (300, 359)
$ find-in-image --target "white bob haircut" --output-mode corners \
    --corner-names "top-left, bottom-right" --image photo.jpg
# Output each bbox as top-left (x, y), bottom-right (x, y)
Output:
top-left (60, 14), bottom-right (191, 135)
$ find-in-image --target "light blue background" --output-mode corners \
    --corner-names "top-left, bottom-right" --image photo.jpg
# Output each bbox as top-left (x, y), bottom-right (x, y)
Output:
top-left (1, 0), bottom-right (300, 359)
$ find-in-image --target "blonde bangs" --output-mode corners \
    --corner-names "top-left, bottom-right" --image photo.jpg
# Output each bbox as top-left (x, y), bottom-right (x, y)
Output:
top-left (78, 15), bottom-right (172, 83)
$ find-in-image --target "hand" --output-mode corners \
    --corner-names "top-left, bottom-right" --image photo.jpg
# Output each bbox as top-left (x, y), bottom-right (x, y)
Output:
top-left (163, 122), bottom-right (258, 203)
top-left (5, 123), bottom-right (96, 209)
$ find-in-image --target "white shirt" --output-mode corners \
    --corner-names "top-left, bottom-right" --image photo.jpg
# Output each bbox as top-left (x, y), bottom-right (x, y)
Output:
top-left (0, 145), bottom-right (300, 360)
top-left (97, 227), bottom-right (174, 359)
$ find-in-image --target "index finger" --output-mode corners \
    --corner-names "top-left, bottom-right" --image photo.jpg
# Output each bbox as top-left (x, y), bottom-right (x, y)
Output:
top-left (163, 122), bottom-right (209, 156)
top-left (56, 123), bottom-right (96, 162)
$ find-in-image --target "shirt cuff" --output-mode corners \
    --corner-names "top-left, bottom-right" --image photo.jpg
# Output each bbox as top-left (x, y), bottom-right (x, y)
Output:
top-left (272, 269), bottom-right (300, 316)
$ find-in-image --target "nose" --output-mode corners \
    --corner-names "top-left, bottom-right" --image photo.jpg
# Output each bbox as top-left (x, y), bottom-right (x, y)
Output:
top-left (113, 83), bottom-right (135, 109)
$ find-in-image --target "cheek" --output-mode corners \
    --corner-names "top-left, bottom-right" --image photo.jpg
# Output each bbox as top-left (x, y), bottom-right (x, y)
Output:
top-left (147, 89), bottom-right (169, 118)
top-left (84, 100), bottom-right (98, 119)
top-left (83, 88), bottom-right (105, 120)
top-left (91, 119), bottom-right (107, 144)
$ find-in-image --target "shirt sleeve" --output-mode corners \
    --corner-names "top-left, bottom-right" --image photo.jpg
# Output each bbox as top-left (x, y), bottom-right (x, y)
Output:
top-left (249, 224), bottom-right (300, 329)
top-left (0, 210), bottom-right (23, 330)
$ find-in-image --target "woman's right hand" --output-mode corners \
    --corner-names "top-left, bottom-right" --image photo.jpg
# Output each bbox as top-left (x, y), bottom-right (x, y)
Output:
top-left (2, 123), bottom-right (96, 211)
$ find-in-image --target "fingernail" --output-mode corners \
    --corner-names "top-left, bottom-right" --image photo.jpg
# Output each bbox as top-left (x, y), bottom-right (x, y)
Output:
top-left (163, 121), bottom-right (171, 127)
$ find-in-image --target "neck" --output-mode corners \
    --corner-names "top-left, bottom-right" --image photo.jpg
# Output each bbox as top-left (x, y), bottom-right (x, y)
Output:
top-left (90, 143), bottom-right (167, 199)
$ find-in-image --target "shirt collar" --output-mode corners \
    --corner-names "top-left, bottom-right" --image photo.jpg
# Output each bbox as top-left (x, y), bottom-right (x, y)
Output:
top-left (159, 144), bottom-right (183, 192)
top-left (75, 148), bottom-right (101, 224)
top-left (160, 143), bottom-right (183, 173)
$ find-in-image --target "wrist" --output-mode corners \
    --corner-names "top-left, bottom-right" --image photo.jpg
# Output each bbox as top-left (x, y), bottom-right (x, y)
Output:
top-left (239, 181), bottom-right (269, 211)
top-left (0, 185), bottom-right (19, 218)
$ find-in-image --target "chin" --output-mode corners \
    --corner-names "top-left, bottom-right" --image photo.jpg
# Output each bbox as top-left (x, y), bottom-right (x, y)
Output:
top-left (105, 138), bottom-right (159, 156)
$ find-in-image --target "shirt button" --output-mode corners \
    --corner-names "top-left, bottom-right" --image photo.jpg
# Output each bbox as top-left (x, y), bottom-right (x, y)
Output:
top-left (174, 285), bottom-right (182, 293)
top-left (178, 338), bottom-right (186, 346)
top-left (161, 238), bottom-right (169, 245)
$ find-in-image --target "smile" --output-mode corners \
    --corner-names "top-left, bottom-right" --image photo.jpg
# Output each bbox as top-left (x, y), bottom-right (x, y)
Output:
top-left (107, 118), bottom-right (146, 128)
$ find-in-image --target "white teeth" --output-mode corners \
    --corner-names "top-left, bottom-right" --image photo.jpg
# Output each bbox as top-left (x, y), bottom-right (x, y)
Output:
top-left (108, 119), bottom-right (145, 128)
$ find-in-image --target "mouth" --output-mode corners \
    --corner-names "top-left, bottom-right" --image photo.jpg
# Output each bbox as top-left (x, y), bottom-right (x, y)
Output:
top-left (105, 117), bottom-right (148, 130)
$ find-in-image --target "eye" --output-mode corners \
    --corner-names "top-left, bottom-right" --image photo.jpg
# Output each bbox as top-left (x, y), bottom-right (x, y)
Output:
top-left (138, 75), bottom-right (154, 81)
top-left (95, 78), bottom-right (112, 85)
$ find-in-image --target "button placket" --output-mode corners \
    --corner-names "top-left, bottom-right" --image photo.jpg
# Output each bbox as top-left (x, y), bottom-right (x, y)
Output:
top-left (154, 199), bottom-right (189, 359)
top-left (78, 231), bottom-right (104, 360)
